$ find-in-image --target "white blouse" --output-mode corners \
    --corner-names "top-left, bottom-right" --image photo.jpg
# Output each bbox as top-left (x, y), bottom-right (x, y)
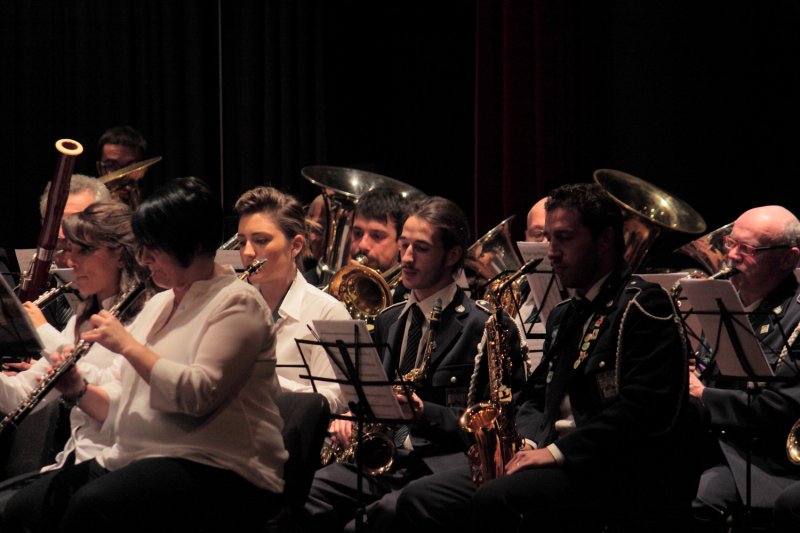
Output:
top-left (271, 270), bottom-right (350, 413)
top-left (0, 296), bottom-right (125, 471)
top-left (98, 270), bottom-right (287, 493)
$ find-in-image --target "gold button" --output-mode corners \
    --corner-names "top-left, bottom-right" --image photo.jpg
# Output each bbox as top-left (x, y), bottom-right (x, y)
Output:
top-left (450, 376), bottom-right (457, 384)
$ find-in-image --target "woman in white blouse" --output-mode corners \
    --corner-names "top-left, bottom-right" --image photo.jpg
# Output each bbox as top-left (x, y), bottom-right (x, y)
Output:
top-left (235, 186), bottom-right (350, 413)
top-left (0, 201), bottom-right (148, 476)
top-left (5, 177), bottom-right (286, 533)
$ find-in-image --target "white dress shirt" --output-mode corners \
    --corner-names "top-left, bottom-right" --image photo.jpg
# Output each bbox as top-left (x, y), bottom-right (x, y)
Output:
top-left (98, 270), bottom-right (287, 493)
top-left (272, 270), bottom-right (350, 413)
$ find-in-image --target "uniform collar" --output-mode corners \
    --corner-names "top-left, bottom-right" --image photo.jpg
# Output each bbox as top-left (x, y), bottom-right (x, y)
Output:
top-left (401, 281), bottom-right (459, 320)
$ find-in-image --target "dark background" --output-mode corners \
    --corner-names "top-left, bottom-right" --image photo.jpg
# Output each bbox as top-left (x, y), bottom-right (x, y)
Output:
top-left (1, 0), bottom-right (798, 274)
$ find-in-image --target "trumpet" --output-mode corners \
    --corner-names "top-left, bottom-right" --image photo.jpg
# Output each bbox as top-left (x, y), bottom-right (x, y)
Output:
top-left (319, 298), bottom-right (442, 475)
top-left (0, 280), bottom-right (148, 435)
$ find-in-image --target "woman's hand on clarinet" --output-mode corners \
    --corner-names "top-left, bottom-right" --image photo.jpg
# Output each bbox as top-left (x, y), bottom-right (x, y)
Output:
top-left (47, 349), bottom-right (85, 398)
top-left (22, 302), bottom-right (47, 329)
top-left (81, 310), bottom-right (134, 354)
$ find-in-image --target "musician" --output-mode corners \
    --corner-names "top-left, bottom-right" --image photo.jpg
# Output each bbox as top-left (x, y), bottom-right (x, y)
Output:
top-left (39, 174), bottom-right (111, 268)
top-left (689, 206), bottom-right (800, 529)
top-left (4, 177), bottom-right (286, 532)
top-left (0, 201), bottom-right (149, 515)
top-left (25, 175), bottom-right (113, 336)
top-left (235, 186), bottom-right (351, 413)
top-left (394, 183), bottom-right (692, 532)
top-left (525, 197), bottom-right (547, 243)
top-left (95, 126), bottom-right (146, 177)
top-left (302, 196), bottom-right (525, 533)
top-left (95, 125), bottom-right (148, 208)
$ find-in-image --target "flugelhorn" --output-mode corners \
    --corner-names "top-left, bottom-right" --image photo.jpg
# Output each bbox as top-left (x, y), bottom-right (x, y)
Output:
top-left (0, 279), bottom-right (147, 435)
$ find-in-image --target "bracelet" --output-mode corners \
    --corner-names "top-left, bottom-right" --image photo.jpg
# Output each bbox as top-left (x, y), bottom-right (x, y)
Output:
top-left (60, 378), bottom-right (89, 409)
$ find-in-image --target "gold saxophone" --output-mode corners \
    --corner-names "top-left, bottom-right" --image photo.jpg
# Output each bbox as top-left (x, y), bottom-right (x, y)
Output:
top-left (319, 298), bottom-right (443, 475)
top-left (460, 299), bottom-right (523, 486)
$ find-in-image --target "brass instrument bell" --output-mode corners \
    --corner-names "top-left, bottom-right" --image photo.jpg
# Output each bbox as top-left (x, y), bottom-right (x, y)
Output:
top-left (593, 169), bottom-right (707, 271)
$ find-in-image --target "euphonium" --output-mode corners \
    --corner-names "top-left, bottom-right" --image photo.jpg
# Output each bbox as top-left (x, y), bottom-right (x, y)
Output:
top-left (460, 300), bottom-right (523, 486)
top-left (319, 298), bottom-right (442, 476)
top-left (0, 280), bottom-right (148, 435)
top-left (325, 255), bottom-right (400, 327)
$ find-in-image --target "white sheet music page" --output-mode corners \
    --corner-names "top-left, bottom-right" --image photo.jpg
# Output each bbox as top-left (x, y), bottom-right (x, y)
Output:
top-left (312, 319), bottom-right (407, 420)
top-left (680, 279), bottom-right (774, 379)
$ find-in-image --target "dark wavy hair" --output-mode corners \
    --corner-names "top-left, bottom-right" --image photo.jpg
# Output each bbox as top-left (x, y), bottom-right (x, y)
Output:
top-left (63, 201), bottom-right (151, 335)
top-left (132, 177), bottom-right (222, 267)
top-left (545, 183), bottom-right (625, 261)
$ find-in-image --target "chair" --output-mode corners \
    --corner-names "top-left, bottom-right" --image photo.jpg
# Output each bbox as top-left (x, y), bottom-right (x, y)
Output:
top-left (267, 391), bottom-right (331, 531)
top-left (0, 400), bottom-right (67, 481)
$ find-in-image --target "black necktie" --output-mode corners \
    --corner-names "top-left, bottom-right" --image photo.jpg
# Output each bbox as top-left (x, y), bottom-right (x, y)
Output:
top-left (395, 304), bottom-right (425, 449)
top-left (400, 304), bottom-right (425, 376)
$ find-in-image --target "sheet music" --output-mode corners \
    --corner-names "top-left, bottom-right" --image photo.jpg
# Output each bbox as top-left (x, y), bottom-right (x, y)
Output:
top-left (680, 279), bottom-right (774, 379)
top-left (312, 319), bottom-right (406, 420)
top-left (516, 241), bottom-right (565, 324)
top-left (0, 272), bottom-right (44, 362)
top-left (639, 272), bottom-right (702, 352)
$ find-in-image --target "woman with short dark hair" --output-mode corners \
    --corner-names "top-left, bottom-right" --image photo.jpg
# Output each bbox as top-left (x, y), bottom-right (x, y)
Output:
top-left (5, 177), bottom-right (286, 532)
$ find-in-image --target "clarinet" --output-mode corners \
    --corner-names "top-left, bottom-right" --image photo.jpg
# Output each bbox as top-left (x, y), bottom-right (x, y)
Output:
top-left (0, 280), bottom-right (147, 435)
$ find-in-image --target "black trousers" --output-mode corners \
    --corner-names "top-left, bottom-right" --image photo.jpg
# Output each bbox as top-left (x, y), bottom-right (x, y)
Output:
top-left (775, 480), bottom-right (800, 532)
top-left (394, 464), bottom-right (689, 533)
top-left (4, 457), bottom-right (280, 533)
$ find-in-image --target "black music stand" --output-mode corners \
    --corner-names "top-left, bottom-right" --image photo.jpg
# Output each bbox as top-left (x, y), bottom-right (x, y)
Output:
top-left (0, 273), bottom-right (43, 363)
top-left (681, 279), bottom-right (798, 531)
top-left (297, 320), bottom-right (419, 533)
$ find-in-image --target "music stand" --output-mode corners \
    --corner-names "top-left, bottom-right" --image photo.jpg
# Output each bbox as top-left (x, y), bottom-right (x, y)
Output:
top-left (0, 273), bottom-right (44, 363)
top-left (517, 242), bottom-right (567, 372)
top-left (299, 319), bottom-right (418, 533)
top-left (680, 278), bottom-right (797, 529)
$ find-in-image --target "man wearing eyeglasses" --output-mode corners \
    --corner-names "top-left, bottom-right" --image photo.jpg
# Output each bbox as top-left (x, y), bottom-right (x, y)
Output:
top-left (690, 205), bottom-right (800, 530)
top-left (96, 126), bottom-right (149, 209)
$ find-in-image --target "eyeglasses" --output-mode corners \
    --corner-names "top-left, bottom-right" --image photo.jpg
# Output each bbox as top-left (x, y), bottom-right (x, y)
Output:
top-left (723, 235), bottom-right (792, 256)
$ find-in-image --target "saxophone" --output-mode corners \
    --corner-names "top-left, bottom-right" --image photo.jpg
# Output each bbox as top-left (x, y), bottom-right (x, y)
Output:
top-left (0, 280), bottom-right (148, 435)
top-left (319, 298), bottom-right (443, 475)
top-left (460, 301), bottom-right (523, 486)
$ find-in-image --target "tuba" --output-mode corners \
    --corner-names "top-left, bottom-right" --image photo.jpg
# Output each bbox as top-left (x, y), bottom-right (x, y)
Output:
top-left (301, 165), bottom-right (423, 286)
top-left (593, 169), bottom-right (707, 272)
top-left (460, 300), bottom-right (523, 485)
top-left (319, 298), bottom-right (442, 476)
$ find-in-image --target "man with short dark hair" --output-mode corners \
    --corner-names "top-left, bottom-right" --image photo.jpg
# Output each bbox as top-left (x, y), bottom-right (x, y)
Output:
top-left (394, 183), bottom-right (692, 532)
top-left (302, 196), bottom-right (525, 533)
top-left (349, 187), bottom-right (410, 273)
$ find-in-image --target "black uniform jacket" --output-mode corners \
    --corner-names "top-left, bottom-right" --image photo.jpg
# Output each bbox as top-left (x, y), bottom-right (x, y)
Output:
top-left (372, 286), bottom-right (525, 468)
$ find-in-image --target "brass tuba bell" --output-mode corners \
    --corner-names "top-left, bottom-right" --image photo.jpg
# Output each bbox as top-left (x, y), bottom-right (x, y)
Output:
top-left (465, 215), bottom-right (525, 313)
top-left (593, 169), bottom-right (707, 271)
top-left (674, 223), bottom-right (733, 275)
top-left (301, 165), bottom-right (424, 286)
